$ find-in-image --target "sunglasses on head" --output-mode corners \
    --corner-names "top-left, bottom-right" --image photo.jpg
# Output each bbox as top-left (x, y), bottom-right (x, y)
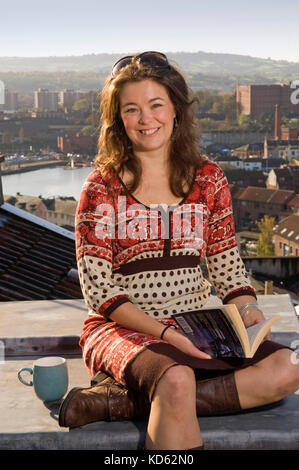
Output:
top-left (112, 51), bottom-right (170, 77)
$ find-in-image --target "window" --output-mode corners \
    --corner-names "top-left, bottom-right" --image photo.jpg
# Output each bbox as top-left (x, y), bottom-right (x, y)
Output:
top-left (283, 244), bottom-right (289, 256)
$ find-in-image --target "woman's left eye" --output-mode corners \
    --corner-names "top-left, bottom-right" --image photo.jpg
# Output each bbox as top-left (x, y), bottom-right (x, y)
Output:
top-left (152, 103), bottom-right (162, 109)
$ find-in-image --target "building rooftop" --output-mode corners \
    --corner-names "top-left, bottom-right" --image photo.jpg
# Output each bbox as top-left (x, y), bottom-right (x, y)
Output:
top-left (0, 203), bottom-right (82, 301)
top-left (273, 214), bottom-right (299, 244)
top-left (236, 186), bottom-right (295, 204)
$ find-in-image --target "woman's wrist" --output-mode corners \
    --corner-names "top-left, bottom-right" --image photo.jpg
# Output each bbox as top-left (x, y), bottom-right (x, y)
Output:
top-left (238, 302), bottom-right (264, 321)
top-left (160, 324), bottom-right (177, 340)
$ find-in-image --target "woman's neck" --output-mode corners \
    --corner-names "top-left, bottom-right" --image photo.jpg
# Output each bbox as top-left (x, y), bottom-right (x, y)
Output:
top-left (133, 149), bottom-right (170, 178)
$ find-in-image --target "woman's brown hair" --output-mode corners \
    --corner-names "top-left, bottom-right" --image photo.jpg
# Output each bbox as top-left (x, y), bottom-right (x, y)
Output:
top-left (94, 56), bottom-right (205, 197)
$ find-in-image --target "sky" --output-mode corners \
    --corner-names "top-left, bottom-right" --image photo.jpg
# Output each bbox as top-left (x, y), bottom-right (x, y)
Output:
top-left (1, 0), bottom-right (299, 62)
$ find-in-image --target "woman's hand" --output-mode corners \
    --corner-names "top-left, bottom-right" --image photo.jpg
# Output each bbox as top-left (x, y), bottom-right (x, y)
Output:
top-left (243, 308), bottom-right (270, 341)
top-left (163, 327), bottom-right (212, 359)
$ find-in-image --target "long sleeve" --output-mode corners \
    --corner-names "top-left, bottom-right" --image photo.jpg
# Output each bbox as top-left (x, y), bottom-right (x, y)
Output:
top-left (205, 164), bottom-right (256, 303)
top-left (75, 170), bottom-right (132, 319)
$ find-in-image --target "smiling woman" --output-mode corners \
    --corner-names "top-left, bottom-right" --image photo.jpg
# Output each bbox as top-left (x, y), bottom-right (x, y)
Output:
top-left (58, 52), bottom-right (299, 451)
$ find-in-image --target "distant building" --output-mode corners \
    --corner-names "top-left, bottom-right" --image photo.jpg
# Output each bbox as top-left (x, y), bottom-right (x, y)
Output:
top-left (266, 167), bottom-right (299, 193)
top-left (233, 143), bottom-right (264, 159)
top-left (273, 214), bottom-right (299, 256)
top-left (57, 133), bottom-right (97, 154)
top-left (4, 194), bottom-right (77, 230)
top-left (0, 90), bottom-right (18, 112)
top-left (34, 88), bottom-right (59, 112)
top-left (216, 155), bottom-right (264, 171)
top-left (281, 127), bottom-right (299, 140)
top-left (236, 83), bottom-right (299, 116)
top-left (223, 169), bottom-right (267, 188)
top-left (43, 197), bottom-right (78, 230)
top-left (4, 194), bottom-right (48, 219)
top-left (233, 186), bottom-right (295, 227)
top-left (287, 194), bottom-right (299, 214)
top-left (263, 138), bottom-right (299, 161)
top-left (59, 89), bottom-right (86, 112)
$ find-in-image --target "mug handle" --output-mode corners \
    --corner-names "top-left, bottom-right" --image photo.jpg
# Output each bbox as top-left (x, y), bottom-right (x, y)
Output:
top-left (18, 367), bottom-right (33, 386)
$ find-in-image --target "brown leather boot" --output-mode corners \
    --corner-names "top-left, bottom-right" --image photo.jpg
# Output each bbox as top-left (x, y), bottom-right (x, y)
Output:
top-left (58, 375), bottom-right (149, 428)
top-left (196, 372), bottom-right (241, 416)
top-left (59, 371), bottom-right (241, 428)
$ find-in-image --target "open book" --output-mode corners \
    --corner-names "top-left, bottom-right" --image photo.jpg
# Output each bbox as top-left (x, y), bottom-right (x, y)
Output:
top-left (172, 305), bottom-right (280, 358)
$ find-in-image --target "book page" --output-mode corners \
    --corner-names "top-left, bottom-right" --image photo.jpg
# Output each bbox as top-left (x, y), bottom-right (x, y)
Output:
top-left (247, 315), bottom-right (280, 357)
top-left (222, 304), bottom-right (250, 354)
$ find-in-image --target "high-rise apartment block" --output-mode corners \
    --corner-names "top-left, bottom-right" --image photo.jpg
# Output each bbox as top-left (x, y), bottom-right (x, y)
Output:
top-left (59, 89), bottom-right (86, 112)
top-left (236, 84), bottom-right (299, 116)
top-left (34, 88), bottom-right (59, 112)
top-left (0, 90), bottom-right (18, 112)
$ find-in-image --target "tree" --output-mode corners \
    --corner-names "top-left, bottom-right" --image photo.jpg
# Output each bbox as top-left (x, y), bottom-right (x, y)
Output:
top-left (255, 215), bottom-right (275, 256)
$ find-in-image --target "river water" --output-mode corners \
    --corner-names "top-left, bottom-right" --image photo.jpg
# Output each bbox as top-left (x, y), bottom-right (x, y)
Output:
top-left (2, 166), bottom-right (93, 201)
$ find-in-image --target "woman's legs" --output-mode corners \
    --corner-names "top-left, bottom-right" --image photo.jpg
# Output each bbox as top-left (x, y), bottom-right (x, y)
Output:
top-left (145, 365), bottom-right (203, 450)
top-left (235, 348), bottom-right (299, 410)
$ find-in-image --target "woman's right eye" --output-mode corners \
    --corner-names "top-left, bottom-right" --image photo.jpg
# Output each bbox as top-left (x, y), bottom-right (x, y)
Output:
top-left (125, 107), bottom-right (137, 113)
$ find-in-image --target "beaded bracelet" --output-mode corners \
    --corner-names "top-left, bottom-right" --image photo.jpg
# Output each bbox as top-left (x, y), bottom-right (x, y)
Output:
top-left (160, 324), bottom-right (177, 340)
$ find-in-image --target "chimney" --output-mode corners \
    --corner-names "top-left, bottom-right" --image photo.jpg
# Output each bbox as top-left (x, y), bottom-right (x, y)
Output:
top-left (274, 104), bottom-right (281, 140)
top-left (0, 155), bottom-right (4, 205)
top-left (264, 134), bottom-right (268, 158)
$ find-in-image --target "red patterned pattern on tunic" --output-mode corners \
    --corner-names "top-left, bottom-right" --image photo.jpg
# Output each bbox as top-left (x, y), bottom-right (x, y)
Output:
top-left (77, 159), bottom-right (256, 380)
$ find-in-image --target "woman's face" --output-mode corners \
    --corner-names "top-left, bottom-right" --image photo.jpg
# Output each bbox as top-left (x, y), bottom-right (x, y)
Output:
top-left (119, 79), bottom-right (176, 156)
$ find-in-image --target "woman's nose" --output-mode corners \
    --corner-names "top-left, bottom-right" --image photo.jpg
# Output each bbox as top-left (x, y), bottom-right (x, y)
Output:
top-left (138, 110), bottom-right (152, 124)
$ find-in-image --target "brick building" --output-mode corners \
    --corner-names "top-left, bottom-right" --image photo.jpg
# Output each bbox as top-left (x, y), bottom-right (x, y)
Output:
top-left (233, 186), bottom-right (295, 228)
top-left (281, 127), bottom-right (299, 140)
top-left (287, 194), bottom-right (299, 214)
top-left (273, 214), bottom-right (299, 256)
top-left (57, 133), bottom-right (97, 154)
top-left (236, 84), bottom-right (299, 116)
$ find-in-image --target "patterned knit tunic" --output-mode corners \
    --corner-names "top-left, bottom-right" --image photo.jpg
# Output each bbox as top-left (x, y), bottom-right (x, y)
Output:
top-left (76, 159), bottom-right (256, 384)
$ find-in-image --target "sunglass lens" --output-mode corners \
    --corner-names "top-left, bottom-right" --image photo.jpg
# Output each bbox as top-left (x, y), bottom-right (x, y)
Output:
top-left (138, 52), bottom-right (168, 67)
top-left (112, 56), bottom-right (133, 76)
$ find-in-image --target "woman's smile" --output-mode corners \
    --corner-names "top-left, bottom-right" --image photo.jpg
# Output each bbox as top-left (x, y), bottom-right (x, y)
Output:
top-left (139, 127), bottom-right (160, 136)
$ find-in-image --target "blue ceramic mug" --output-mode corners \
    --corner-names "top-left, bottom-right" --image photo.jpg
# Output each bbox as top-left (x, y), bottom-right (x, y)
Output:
top-left (18, 356), bottom-right (68, 402)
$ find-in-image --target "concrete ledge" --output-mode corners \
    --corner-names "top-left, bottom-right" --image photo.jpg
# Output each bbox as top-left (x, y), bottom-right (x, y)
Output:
top-left (1, 395), bottom-right (298, 450)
